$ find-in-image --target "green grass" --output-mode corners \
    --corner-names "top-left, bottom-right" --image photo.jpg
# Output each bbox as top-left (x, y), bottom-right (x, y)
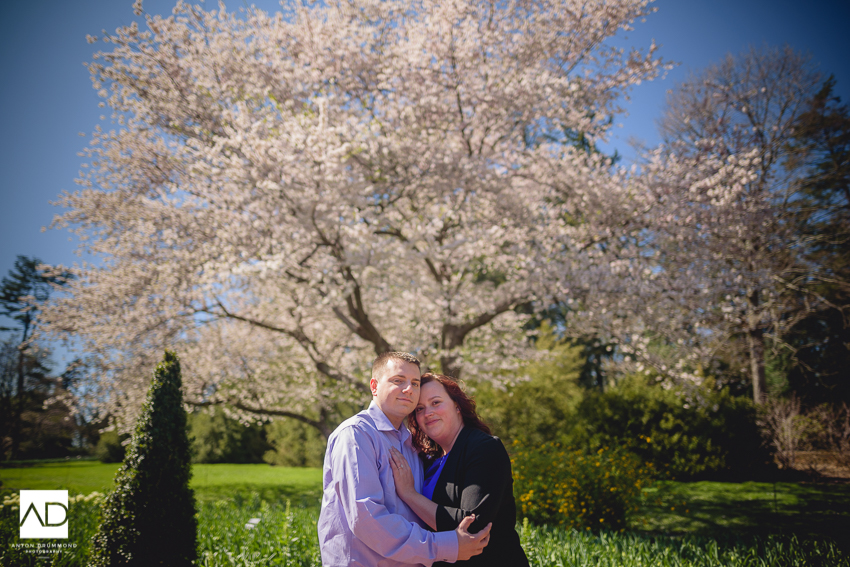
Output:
top-left (0, 461), bottom-right (322, 505)
top-left (635, 480), bottom-right (850, 547)
top-left (194, 495), bottom-right (321, 566)
top-left (518, 522), bottom-right (848, 567)
top-left (0, 460), bottom-right (120, 495)
top-left (189, 464), bottom-right (322, 505)
top-left (1, 462), bottom-right (849, 566)
top-left (2, 490), bottom-right (846, 567)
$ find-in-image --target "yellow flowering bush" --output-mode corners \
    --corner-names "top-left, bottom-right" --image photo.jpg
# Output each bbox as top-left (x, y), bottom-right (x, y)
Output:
top-left (511, 442), bottom-right (654, 531)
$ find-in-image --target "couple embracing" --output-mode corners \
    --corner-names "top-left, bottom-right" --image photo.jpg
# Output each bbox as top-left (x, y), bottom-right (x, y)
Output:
top-left (318, 351), bottom-right (530, 567)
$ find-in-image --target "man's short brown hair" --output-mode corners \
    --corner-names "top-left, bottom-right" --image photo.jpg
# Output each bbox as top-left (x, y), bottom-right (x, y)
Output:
top-left (371, 352), bottom-right (421, 381)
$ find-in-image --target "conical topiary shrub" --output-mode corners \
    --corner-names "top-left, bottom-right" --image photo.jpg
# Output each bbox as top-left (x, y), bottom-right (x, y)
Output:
top-left (89, 351), bottom-right (198, 566)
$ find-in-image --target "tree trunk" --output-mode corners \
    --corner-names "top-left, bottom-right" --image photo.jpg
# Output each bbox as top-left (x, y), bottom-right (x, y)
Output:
top-left (747, 327), bottom-right (767, 404)
top-left (747, 290), bottom-right (767, 404)
top-left (439, 353), bottom-right (462, 381)
top-left (11, 324), bottom-right (30, 459)
top-left (11, 348), bottom-right (23, 459)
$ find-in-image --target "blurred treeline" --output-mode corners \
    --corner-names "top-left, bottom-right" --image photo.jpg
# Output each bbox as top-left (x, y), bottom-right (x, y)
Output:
top-left (0, 256), bottom-right (329, 465)
top-left (1, 320), bottom-right (847, 476)
top-left (471, 324), bottom-right (771, 480)
top-left (94, 409), bottom-right (325, 468)
top-left (0, 331), bottom-right (325, 466)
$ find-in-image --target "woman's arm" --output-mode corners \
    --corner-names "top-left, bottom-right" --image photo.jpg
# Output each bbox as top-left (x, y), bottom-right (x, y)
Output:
top-left (435, 436), bottom-right (511, 534)
top-left (389, 447), bottom-right (438, 530)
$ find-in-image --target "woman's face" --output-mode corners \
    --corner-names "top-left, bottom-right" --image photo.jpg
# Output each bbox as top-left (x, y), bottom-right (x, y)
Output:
top-left (414, 380), bottom-right (464, 449)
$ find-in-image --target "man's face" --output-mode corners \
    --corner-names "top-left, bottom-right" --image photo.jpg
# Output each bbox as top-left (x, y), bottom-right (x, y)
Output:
top-left (370, 358), bottom-right (421, 429)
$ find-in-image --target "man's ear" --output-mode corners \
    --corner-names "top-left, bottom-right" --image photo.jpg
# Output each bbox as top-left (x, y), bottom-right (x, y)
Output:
top-left (370, 377), bottom-right (378, 396)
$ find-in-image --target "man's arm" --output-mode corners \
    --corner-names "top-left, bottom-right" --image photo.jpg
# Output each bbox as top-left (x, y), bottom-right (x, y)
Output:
top-left (329, 425), bottom-right (459, 565)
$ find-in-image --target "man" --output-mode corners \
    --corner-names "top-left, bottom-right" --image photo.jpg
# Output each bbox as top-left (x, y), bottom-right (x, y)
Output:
top-left (318, 351), bottom-right (491, 566)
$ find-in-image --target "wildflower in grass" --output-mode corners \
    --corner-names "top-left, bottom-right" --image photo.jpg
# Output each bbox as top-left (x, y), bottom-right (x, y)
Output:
top-left (1, 493), bottom-right (20, 512)
top-left (70, 492), bottom-right (105, 505)
top-left (245, 518), bottom-right (261, 529)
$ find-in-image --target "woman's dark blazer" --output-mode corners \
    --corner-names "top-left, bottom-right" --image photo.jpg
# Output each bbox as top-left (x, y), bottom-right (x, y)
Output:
top-left (426, 426), bottom-right (529, 567)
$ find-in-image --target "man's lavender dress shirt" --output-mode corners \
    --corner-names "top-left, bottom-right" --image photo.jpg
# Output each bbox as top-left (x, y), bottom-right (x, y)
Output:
top-left (318, 401), bottom-right (459, 567)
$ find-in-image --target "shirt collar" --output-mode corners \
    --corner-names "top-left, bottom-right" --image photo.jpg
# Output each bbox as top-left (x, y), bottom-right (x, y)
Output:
top-left (367, 400), bottom-right (411, 444)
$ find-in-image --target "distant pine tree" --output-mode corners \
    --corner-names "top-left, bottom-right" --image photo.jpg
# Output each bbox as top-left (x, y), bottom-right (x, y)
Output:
top-left (89, 351), bottom-right (197, 566)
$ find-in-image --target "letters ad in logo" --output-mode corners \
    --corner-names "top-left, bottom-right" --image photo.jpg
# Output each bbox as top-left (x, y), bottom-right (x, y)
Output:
top-left (19, 490), bottom-right (69, 539)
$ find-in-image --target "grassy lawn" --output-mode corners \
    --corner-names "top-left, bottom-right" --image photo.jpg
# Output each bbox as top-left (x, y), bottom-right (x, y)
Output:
top-left (3, 462), bottom-right (848, 541)
top-left (2, 462), bottom-right (848, 566)
top-left (0, 461), bottom-right (322, 506)
top-left (0, 460), bottom-right (119, 495)
top-left (635, 480), bottom-right (850, 548)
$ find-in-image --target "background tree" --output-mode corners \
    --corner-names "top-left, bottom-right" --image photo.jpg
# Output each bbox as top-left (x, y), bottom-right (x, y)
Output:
top-left (781, 76), bottom-right (850, 404)
top-left (94, 429), bottom-right (128, 463)
top-left (187, 407), bottom-right (269, 464)
top-left (0, 256), bottom-right (72, 457)
top-left (0, 338), bottom-right (51, 458)
top-left (640, 45), bottom-right (843, 403)
top-left (90, 351), bottom-right (197, 567)
top-left (262, 418), bottom-right (326, 468)
top-left (42, 0), bottom-right (665, 435)
top-left (472, 322), bottom-right (585, 448)
top-left (0, 338), bottom-right (16, 456)
top-left (0, 338), bottom-right (89, 460)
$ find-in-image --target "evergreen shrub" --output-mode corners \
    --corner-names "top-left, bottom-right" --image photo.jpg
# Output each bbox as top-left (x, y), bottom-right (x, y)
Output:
top-left (89, 351), bottom-right (198, 566)
top-left (511, 442), bottom-right (653, 531)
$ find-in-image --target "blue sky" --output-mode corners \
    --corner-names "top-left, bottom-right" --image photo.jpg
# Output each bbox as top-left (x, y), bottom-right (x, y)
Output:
top-left (1, 0), bottom-right (848, 364)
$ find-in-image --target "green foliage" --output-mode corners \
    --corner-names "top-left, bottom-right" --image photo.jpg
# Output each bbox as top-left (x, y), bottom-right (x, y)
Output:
top-left (518, 525), bottom-right (849, 567)
top-left (0, 492), bottom-right (106, 567)
top-left (783, 75), bottom-right (850, 406)
top-left (471, 325), bottom-right (771, 481)
top-left (0, 337), bottom-right (78, 461)
top-left (195, 494), bottom-right (321, 566)
top-left (511, 442), bottom-right (654, 531)
top-left (188, 408), bottom-right (270, 464)
top-left (263, 418), bottom-right (325, 468)
top-left (2, 463), bottom-right (849, 566)
top-left (94, 430), bottom-right (127, 463)
top-left (573, 375), bottom-right (770, 479)
top-left (3, 495), bottom-right (848, 567)
top-left (473, 323), bottom-right (584, 447)
top-left (785, 306), bottom-right (850, 406)
top-left (89, 351), bottom-right (198, 566)
top-left (0, 256), bottom-right (72, 339)
top-left (765, 346), bottom-right (793, 398)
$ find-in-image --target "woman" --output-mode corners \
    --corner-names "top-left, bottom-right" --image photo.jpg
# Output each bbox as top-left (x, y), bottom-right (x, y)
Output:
top-left (389, 373), bottom-right (529, 567)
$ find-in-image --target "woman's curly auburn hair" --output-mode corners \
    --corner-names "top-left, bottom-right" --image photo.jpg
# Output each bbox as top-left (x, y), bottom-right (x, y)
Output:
top-left (407, 373), bottom-right (492, 458)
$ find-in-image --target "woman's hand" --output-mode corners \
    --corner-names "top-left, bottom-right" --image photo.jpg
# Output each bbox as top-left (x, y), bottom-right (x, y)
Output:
top-left (389, 447), bottom-right (416, 500)
top-left (389, 446), bottom-right (439, 530)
